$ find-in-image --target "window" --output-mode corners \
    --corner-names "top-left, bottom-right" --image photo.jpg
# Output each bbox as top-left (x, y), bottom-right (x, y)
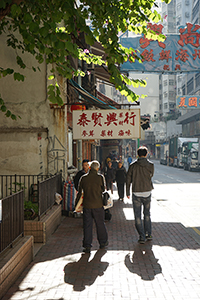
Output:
top-left (178, 75), bottom-right (182, 82)
top-left (164, 92), bottom-right (168, 98)
top-left (185, 12), bottom-right (190, 18)
top-left (164, 80), bottom-right (168, 86)
top-left (169, 79), bottom-right (174, 86)
top-left (164, 103), bottom-right (168, 109)
top-left (192, 0), bottom-right (199, 20)
top-left (169, 91), bottom-right (175, 99)
top-left (187, 78), bottom-right (194, 94)
top-left (195, 72), bottom-right (200, 88)
top-left (177, 15), bottom-right (181, 25)
top-left (177, 3), bottom-right (181, 10)
top-left (182, 84), bottom-right (185, 95)
top-left (178, 88), bottom-right (181, 95)
top-left (168, 22), bottom-right (174, 28)
top-left (185, 0), bottom-right (190, 5)
top-left (169, 102), bottom-right (175, 108)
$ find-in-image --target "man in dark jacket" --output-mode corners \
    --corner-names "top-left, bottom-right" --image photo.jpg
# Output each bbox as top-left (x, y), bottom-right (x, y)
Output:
top-left (115, 161), bottom-right (126, 201)
top-left (75, 160), bottom-right (108, 253)
top-left (126, 146), bottom-right (154, 244)
top-left (104, 161), bottom-right (115, 194)
top-left (74, 159), bottom-right (89, 191)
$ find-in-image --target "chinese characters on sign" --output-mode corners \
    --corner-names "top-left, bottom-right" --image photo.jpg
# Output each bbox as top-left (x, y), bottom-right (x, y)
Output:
top-left (176, 95), bottom-right (200, 109)
top-left (73, 109), bottom-right (140, 140)
top-left (121, 23), bottom-right (200, 73)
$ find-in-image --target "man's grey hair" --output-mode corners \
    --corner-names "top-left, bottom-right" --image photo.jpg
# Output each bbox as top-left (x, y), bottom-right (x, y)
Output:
top-left (90, 160), bottom-right (100, 170)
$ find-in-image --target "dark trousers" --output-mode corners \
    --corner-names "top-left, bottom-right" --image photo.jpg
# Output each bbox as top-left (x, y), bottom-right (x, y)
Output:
top-left (117, 182), bottom-right (124, 199)
top-left (132, 193), bottom-right (151, 240)
top-left (83, 207), bottom-right (108, 248)
top-left (106, 181), bottom-right (113, 193)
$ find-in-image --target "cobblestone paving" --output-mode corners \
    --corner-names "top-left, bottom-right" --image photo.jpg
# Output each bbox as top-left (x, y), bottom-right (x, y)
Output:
top-left (2, 195), bottom-right (200, 300)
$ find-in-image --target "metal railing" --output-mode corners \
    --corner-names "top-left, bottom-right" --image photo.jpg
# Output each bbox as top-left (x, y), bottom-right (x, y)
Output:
top-left (38, 173), bottom-right (62, 220)
top-left (0, 174), bottom-right (49, 201)
top-left (0, 191), bottom-right (24, 253)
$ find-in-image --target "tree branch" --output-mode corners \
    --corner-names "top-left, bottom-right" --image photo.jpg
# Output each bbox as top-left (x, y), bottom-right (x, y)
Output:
top-left (0, 0), bottom-right (24, 21)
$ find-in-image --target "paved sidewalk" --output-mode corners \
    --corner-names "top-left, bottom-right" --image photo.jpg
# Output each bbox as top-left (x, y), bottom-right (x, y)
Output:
top-left (2, 194), bottom-right (200, 300)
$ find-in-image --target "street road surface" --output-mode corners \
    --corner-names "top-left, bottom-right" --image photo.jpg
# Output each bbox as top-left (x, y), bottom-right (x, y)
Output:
top-left (120, 159), bottom-right (200, 243)
top-left (152, 160), bottom-right (200, 228)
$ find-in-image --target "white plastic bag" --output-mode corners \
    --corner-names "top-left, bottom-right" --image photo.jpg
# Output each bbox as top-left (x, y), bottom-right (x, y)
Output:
top-left (55, 192), bottom-right (62, 205)
top-left (103, 190), bottom-right (113, 210)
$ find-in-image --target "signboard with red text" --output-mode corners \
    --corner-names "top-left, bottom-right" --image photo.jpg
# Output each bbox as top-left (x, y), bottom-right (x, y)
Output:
top-left (73, 109), bottom-right (140, 139)
top-left (120, 23), bottom-right (200, 73)
top-left (177, 95), bottom-right (200, 108)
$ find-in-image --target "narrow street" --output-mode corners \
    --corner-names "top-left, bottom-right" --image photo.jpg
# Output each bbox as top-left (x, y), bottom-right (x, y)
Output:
top-left (151, 160), bottom-right (200, 243)
top-left (2, 160), bottom-right (200, 300)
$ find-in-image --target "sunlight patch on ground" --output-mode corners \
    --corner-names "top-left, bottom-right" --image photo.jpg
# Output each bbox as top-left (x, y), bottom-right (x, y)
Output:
top-left (153, 183), bottom-right (200, 203)
top-left (152, 183), bottom-right (200, 227)
top-left (123, 208), bottom-right (134, 220)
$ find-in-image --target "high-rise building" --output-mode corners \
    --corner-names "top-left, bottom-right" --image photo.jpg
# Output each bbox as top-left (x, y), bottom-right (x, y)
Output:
top-left (181, 0), bottom-right (200, 101)
top-left (159, 0), bottom-right (193, 118)
top-left (160, 0), bottom-right (177, 118)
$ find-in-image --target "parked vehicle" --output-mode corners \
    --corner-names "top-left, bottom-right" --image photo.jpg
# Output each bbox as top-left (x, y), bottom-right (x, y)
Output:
top-left (169, 137), bottom-right (198, 167)
top-left (160, 143), bottom-right (169, 165)
top-left (182, 141), bottom-right (199, 171)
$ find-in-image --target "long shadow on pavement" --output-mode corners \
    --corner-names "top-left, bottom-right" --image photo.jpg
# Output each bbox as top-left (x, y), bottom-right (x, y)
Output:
top-left (2, 200), bottom-right (200, 299)
top-left (64, 249), bottom-right (108, 291)
top-left (125, 242), bottom-right (162, 281)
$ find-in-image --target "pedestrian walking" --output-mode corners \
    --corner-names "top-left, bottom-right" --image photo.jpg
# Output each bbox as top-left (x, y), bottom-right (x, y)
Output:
top-left (104, 161), bottom-right (115, 194)
top-left (127, 155), bottom-right (132, 166)
top-left (126, 146), bottom-right (154, 244)
top-left (74, 159), bottom-right (89, 191)
top-left (75, 160), bottom-right (108, 253)
top-left (112, 157), bottom-right (118, 169)
top-left (115, 161), bottom-right (126, 201)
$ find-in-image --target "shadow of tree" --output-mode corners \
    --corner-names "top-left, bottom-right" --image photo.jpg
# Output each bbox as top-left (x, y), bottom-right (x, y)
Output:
top-left (64, 249), bottom-right (109, 291)
top-left (125, 242), bottom-right (162, 281)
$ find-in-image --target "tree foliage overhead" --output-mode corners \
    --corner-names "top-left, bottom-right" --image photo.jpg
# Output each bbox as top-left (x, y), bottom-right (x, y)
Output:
top-left (0, 0), bottom-right (171, 118)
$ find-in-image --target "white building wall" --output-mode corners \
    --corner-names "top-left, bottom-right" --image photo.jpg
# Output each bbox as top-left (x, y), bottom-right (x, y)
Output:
top-left (0, 33), bottom-right (68, 177)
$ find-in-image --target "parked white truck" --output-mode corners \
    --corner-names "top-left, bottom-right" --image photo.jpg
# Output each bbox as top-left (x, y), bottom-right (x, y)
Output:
top-left (185, 142), bottom-right (200, 171)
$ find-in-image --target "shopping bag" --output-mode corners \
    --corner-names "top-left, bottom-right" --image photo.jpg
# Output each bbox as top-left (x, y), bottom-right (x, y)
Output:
top-left (74, 193), bottom-right (83, 213)
top-left (63, 181), bottom-right (76, 211)
top-left (103, 190), bottom-right (113, 210)
top-left (102, 191), bottom-right (110, 206)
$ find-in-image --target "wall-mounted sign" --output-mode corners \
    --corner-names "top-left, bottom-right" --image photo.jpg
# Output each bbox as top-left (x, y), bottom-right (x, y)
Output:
top-left (73, 109), bottom-right (141, 140)
top-left (120, 23), bottom-right (200, 73)
top-left (177, 95), bottom-right (200, 108)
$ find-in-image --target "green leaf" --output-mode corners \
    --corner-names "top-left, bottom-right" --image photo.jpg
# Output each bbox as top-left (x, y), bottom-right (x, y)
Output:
top-left (16, 56), bottom-right (26, 69)
top-left (11, 114), bottom-right (17, 120)
top-left (14, 72), bottom-right (25, 81)
top-left (85, 34), bottom-right (95, 45)
top-left (1, 105), bottom-right (7, 112)
top-left (5, 110), bottom-right (11, 117)
top-left (10, 3), bottom-right (22, 17)
top-left (40, 26), bottom-right (49, 38)
top-left (29, 22), bottom-right (39, 33)
top-left (24, 13), bottom-right (32, 24)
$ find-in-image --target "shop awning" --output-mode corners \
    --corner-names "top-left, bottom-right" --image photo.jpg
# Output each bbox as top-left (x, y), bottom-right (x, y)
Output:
top-left (176, 109), bottom-right (200, 124)
top-left (69, 79), bottom-right (117, 109)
